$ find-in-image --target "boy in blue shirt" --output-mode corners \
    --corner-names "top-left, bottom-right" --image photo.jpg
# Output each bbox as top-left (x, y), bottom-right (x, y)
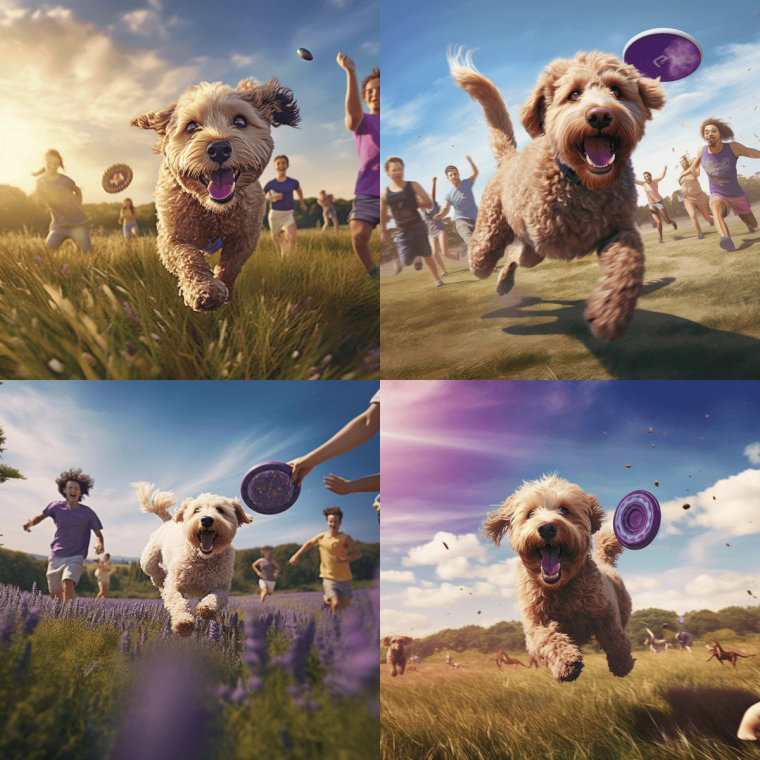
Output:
top-left (264, 155), bottom-right (307, 253)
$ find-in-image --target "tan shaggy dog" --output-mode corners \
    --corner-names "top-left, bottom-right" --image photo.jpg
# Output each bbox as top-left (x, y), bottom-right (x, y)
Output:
top-left (449, 50), bottom-right (666, 341)
top-left (483, 475), bottom-right (635, 683)
top-left (382, 635), bottom-right (413, 677)
top-left (135, 482), bottom-right (253, 636)
top-left (132, 79), bottom-right (300, 312)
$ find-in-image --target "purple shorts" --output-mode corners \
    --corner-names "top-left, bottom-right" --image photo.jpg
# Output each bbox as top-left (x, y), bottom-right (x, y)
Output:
top-left (348, 194), bottom-right (380, 227)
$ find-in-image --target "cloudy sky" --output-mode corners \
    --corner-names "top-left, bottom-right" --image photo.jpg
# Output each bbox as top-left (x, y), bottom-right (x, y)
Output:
top-left (381, 0), bottom-right (760, 208)
top-left (0, 0), bottom-right (378, 205)
top-left (0, 380), bottom-right (379, 560)
top-left (380, 381), bottom-right (760, 638)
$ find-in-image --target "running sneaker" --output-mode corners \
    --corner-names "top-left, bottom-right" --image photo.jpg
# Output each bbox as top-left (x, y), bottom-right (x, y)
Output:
top-left (697, 233), bottom-right (704, 239)
top-left (719, 236), bottom-right (735, 252)
top-left (413, 258), bottom-right (423, 270)
top-left (672, 221), bottom-right (677, 230)
top-left (441, 270), bottom-right (449, 276)
top-left (434, 279), bottom-right (444, 287)
top-left (747, 225), bottom-right (756, 234)
top-left (709, 220), bottom-right (715, 226)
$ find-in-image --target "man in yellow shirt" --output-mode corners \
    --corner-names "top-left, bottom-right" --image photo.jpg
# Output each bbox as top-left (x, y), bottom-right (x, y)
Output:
top-left (288, 507), bottom-right (362, 612)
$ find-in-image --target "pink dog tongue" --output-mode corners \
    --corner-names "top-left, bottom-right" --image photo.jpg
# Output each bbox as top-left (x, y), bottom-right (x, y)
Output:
top-left (584, 137), bottom-right (614, 166)
top-left (541, 545), bottom-right (560, 575)
top-left (208, 169), bottom-right (235, 200)
top-left (200, 531), bottom-right (215, 552)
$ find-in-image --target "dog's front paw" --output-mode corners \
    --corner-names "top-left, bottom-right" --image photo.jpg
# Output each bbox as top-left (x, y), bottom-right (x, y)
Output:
top-left (556, 659), bottom-right (584, 683)
top-left (196, 603), bottom-right (217, 622)
top-left (584, 296), bottom-right (629, 342)
top-left (172, 615), bottom-right (196, 637)
top-left (495, 261), bottom-right (517, 296)
top-left (185, 279), bottom-right (229, 313)
top-left (609, 654), bottom-right (636, 678)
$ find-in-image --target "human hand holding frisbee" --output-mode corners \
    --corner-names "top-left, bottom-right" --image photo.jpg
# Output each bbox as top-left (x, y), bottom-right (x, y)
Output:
top-left (624, 29), bottom-right (702, 82)
top-left (613, 490), bottom-right (661, 549)
top-left (240, 461), bottom-right (301, 514)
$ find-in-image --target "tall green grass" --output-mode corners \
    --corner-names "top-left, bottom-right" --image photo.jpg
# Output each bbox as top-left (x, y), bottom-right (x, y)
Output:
top-left (0, 229), bottom-right (378, 379)
top-left (381, 646), bottom-right (760, 760)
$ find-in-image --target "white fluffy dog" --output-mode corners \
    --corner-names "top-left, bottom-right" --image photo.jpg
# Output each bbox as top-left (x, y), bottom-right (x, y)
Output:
top-left (135, 481), bottom-right (252, 636)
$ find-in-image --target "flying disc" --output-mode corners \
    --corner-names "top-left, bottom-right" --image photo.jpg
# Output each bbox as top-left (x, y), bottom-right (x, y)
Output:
top-left (102, 163), bottom-right (133, 194)
top-left (297, 48), bottom-right (313, 61)
top-left (613, 490), bottom-right (661, 550)
top-left (240, 461), bottom-right (300, 515)
top-left (678, 617), bottom-right (685, 625)
top-left (623, 29), bottom-right (702, 82)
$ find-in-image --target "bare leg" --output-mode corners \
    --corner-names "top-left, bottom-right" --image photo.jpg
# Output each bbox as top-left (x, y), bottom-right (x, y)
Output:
top-left (332, 216), bottom-right (339, 232)
top-left (430, 238), bottom-right (447, 274)
top-left (328, 595), bottom-right (340, 613)
top-left (285, 222), bottom-right (297, 249)
top-left (651, 210), bottom-right (663, 241)
top-left (686, 205), bottom-right (702, 235)
top-left (711, 199), bottom-right (731, 238)
top-left (739, 211), bottom-right (757, 231)
top-left (422, 256), bottom-right (440, 283)
top-left (62, 579), bottom-right (76, 602)
top-left (440, 231), bottom-right (455, 260)
top-left (697, 204), bottom-right (713, 224)
top-left (659, 207), bottom-right (676, 228)
top-left (96, 582), bottom-right (104, 600)
top-left (50, 589), bottom-right (63, 601)
top-left (349, 219), bottom-right (375, 272)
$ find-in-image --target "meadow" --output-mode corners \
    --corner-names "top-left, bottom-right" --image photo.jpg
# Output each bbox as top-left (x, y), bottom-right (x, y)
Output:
top-left (380, 210), bottom-right (760, 379)
top-left (0, 583), bottom-right (379, 760)
top-left (0, 228), bottom-right (378, 379)
top-left (381, 642), bottom-right (760, 760)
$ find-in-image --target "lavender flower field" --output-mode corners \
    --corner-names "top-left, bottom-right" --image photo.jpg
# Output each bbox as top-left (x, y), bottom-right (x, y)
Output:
top-left (0, 584), bottom-right (379, 760)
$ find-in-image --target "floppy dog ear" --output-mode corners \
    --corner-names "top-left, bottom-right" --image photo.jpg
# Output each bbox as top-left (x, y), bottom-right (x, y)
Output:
top-left (586, 494), bottom-right (604, 534)
top-left (236, 78), bottom-right (301, 127)
top-left (636, 76), bottom-right (666, 120)
top-left (482, 494), bottom-right (518, 545)
top-left (174, 497), bottom-right (194, 523)
top-left (401, 636), bottom-right (413, 645)
top-left (231, 499), bottom-right (253, 526)
top-left (131, 103), bottom-right (177, 136)
top-left (519, 76), bottom-right (549, 138)
top-left (381, 637), bottom-right (391, 647)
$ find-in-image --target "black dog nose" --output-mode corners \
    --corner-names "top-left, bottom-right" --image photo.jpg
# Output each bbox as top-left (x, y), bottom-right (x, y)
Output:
top-left (200, 516), bottom-right (214, 528)
top-left (206, 141), bottom-right (232, 165)
top-left (585, 107), bottom-right (613, 130)
top-left (537, 523), bottom-right (557, 540)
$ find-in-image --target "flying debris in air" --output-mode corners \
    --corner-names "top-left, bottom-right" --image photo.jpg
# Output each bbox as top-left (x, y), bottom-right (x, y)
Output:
top-left (443, 542), bottom-right (449, 550)
top-left (682, 503), bottom-right (691, 510)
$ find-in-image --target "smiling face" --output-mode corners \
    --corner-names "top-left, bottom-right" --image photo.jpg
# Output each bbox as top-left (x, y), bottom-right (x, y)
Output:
top-left (483, 475), bottom-right (604, 590)
top-left (64, 480), bottom-right (82, 502)
top-left (273, 157), bottom-right (288, 175)
top-left (326, 514), bottom-right (342, 532)
top-left (174, 493), bottom-right (252, 557)
top-left (703, 123), bottom-right (721, 148)
top-left (520, 52), bottom-right (665, 191)
top-left (643, 172), bottom-right (652, 183)
top-left (44, 151), bottom-right (62, 173)
top-left (363, 76), bottom-right (380, 114)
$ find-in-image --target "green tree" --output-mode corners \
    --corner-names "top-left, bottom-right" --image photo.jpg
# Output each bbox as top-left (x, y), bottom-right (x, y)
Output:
top-left (0, 425), bottom-right (25, 484)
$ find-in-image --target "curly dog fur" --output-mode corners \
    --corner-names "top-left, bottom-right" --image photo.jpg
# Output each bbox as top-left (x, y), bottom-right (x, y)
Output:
top-left (382, 635), bottom-right (413, 677)
top-left (483, 475), bottom-right (635, 683)
top-left (132, 78), bottom-right (299, 312)
top-left (449, 49), bottom-right (665, 340)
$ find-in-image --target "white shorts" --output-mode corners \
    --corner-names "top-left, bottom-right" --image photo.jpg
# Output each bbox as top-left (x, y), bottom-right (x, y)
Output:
top-left (268, 209), bottom-right (296, 239)
top-left (46, 555), bottom-right (84, 593)
top-left (259, 579), bottom-right (276, 593)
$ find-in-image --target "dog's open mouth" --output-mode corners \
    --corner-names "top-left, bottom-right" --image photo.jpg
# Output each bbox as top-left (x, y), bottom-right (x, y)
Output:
top-left (583, 136), bottom-right (616, 174)
top-left (536, 544), bottom-right (562, 584)
top-left (198, 168), bottom-right (241, 203)
top-left (198, 530), bottom-right (217, 555)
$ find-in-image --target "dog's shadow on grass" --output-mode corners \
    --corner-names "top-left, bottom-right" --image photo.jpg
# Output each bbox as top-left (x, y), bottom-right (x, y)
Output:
top-left (631, 686), bottom-right (759, 748)
top-left (482, 277), bottom-right (760, 378)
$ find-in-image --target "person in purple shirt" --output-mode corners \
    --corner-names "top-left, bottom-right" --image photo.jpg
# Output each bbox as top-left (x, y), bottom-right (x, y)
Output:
top-left (338, 52), bottom-right (380, 279)
top-left (23, 468), bottom-right (104, 601)
top-left (692, 118), bottom-right (760, 252)
top-left (263, 155), bottom-right (307, 254)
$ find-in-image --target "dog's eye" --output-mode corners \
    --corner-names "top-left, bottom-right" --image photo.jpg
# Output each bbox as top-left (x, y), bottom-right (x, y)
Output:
top-left (233, 116), bottom-right (247, 128)
top-left (527, 509), bottom-right (535, 518)
top-left (185, 122), bottom-right (201, 134)
top-left (610, 87), bottom-right (621, 99)
top-left (215, 507), bottom-right (224, 514)
top-left (194, 508), bottom-right (200, 514)
top-left (569, 90), bottom-right (582, 102)
top-left (559, 507), bottom-right (569, 515)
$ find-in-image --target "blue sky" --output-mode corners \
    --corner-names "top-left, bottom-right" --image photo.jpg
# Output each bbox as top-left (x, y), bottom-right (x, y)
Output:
top-left (381, 0), bottom-right (760, 209)
top-left (381, 381), bottom-right (760, 638)
top-left (0, 0), bottom-right (378, 204)
top-left (0, 380), bottom-right (379, 560)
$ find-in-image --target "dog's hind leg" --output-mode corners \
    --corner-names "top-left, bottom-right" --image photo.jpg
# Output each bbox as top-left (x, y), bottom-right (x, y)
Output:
top-left (470, 182), bottom-right (514, 280)
top-left (140, 539), bottom-right (166, 589)
top-left (196, 589), bottom-right (228, 621)
top-left (596, 619), bottom-right (635, 678)
top-left (496, 243), bottom-right (544, 295)
top-left (584, 229), bottom-right (644, 341)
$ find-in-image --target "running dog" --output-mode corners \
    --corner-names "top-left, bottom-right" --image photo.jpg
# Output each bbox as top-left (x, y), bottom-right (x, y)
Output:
top-left (644, 627), bottom-right (670, 653)
top-left (706, 634), bottom-right (757, 667)
top-left (494, 650), bottom-right (529, 670)
top-left (132, 78), bottom-right (299, 312)
top-left (382, 635), bottom-right (413, 677)
top-left (449, 49), bottom-right (666, 340)
top-left (135, 482), bottom-right (252, 636)
top-left (484, 475), bottom-right (635, 683)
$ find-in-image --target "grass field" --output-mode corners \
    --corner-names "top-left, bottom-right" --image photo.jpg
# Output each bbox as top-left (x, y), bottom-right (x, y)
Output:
top-left (380, 211), bottom-right (760, 379)
top-left (0, 228), bottom-right (378, 379)
top-left (381, 642), bottom-right (760, 760)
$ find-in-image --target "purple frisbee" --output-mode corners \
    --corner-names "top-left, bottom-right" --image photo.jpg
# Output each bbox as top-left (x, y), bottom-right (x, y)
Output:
top-left (623, 29), bottom-right (702, 82)
top-left (240, 461), bottom-right (300, 515)
top-left (613, 490), bottom-right (661, 550)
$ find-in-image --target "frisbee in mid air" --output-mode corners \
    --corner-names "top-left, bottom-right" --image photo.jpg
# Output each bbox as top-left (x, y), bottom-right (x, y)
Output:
top-left (623, 29), bottom-right (702, 82)
top-left (677, 616), bottom-right (685, 625)
top-left (240, 461), bottom-right (300, 515)
top-left (102, 163), bottom-right (133, 194)
top-left (613, 490), bottom-right (661, 550)
top-left (297, 48), bottom-right (313, 61)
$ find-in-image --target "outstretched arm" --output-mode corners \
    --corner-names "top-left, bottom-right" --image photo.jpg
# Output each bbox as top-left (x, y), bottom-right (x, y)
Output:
top-left (433, 201), bottom-right (451, 220)
top-left (466, 155), bottom-right (479, 184)
top-left (289, 534), bottom-right (323, 564)
top-left (412, 182), bottom-right (433, 211)
top-left (653, 166), bottom-right (667, 182)
top-left (92, 529), bottom-right (104, 555)
top-left (731, 142), bottom-right (760, 160)
top-left (23, 513), bottom-right (47, 532)
top-left (324, 473), bottom-right (380, 494)
top-left (338, 52), bottom-right (364, 131)
top-left (633, 177), bottom-right (644, 186)
top-left (431, 177), bottom-right (437, 204)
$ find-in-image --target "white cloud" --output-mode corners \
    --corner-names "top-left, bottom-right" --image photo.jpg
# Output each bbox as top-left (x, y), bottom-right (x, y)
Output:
top-left (361, 41), bottom-right (379, 55)
top-left (380, 608), bottom-right (431, 638)
top-left (684, 572), bottom-right (753, 598)
top-left (402, 582), bottom-right (468, 608)
top-left (745, 443), bottom-right (760, 465)
top-left (403, 531), bottom-right (488, 567)
top-left (231, 54), bottom-right (255, 69)
top-left (625, 576), bottom-right (662, 592)
top-left (122, 9), bottom-right (166, 38)
top-left (381, 569), bottom-right (417, 583)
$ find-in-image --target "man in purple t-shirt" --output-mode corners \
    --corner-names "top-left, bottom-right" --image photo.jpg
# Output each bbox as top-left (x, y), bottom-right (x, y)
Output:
top-left (263, 155), bottom-right (307, 253)
top-left (23, 468), bottom-right (104, 601)
top-left (338, 52), bottom-right (379, 278)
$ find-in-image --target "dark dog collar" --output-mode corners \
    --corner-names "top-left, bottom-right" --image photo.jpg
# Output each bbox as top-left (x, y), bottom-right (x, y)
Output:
top-left (556, 157), bottom-right (586, 188)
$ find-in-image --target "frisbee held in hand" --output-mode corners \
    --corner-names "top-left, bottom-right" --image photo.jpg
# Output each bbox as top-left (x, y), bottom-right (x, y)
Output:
top-left (241, 461), bottom-right (301, 514)
top-left (613, 490), bottom-right (661, 549)
top-left (624, 29), bottom-right (702, 81)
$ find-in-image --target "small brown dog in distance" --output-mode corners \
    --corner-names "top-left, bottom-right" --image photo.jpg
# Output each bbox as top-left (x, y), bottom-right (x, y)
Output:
top-left (706, 634), bottom-right (757, 667)
top-left (382, 635), bottom-right (413, 677)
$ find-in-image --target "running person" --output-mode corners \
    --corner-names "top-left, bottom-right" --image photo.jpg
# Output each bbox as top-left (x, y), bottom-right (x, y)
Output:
top-left (95, 553), bottom-right (111, 599)
top-left (33, 149), bottom-right (91, 252)
top-left (338, 53), bottom-right (380, 278)
top-left (288, 507), bottom-right (363, 613)
top-left (252, 545), bottom-right (280, 603)
top-left (318, 190), bottom-right (340, 231)
top-left (263, 155), bottom-right (307, 253)
top-left (633, 167), bottom-right (677, 243)
top-left (424, 176), bottom-right (455, 272)
top-left (22, 468), bottom-right (104, 602)
top-left (119, 199), bottom-right (139, 238)
top-left (676, 154), bottom-right (713, 238)
top-left (380, 157), bottom-right (443, 286)
top-left (434, 156), bottom-right (479, 258)
top-left (691, 117), bottom-right (760, 252)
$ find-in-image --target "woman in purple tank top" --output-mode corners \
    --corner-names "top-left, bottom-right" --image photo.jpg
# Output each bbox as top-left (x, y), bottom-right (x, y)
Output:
top-left (692, 118), bottom-right (760, 251)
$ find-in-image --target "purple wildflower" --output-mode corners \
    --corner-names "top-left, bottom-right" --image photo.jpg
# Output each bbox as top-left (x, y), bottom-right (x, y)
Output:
top-left (0, 613), bottom-right (14, 643)
top-left (34, 256), bottom-right (44, 265)
top-left (230, 678), bottom-right (247, 704)
top-left (24, 605), bottom-right (41, 635)
top-left (247, 676), bottom-right (262, 693)
top-left (13, 641), bottom-right (32, 681)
